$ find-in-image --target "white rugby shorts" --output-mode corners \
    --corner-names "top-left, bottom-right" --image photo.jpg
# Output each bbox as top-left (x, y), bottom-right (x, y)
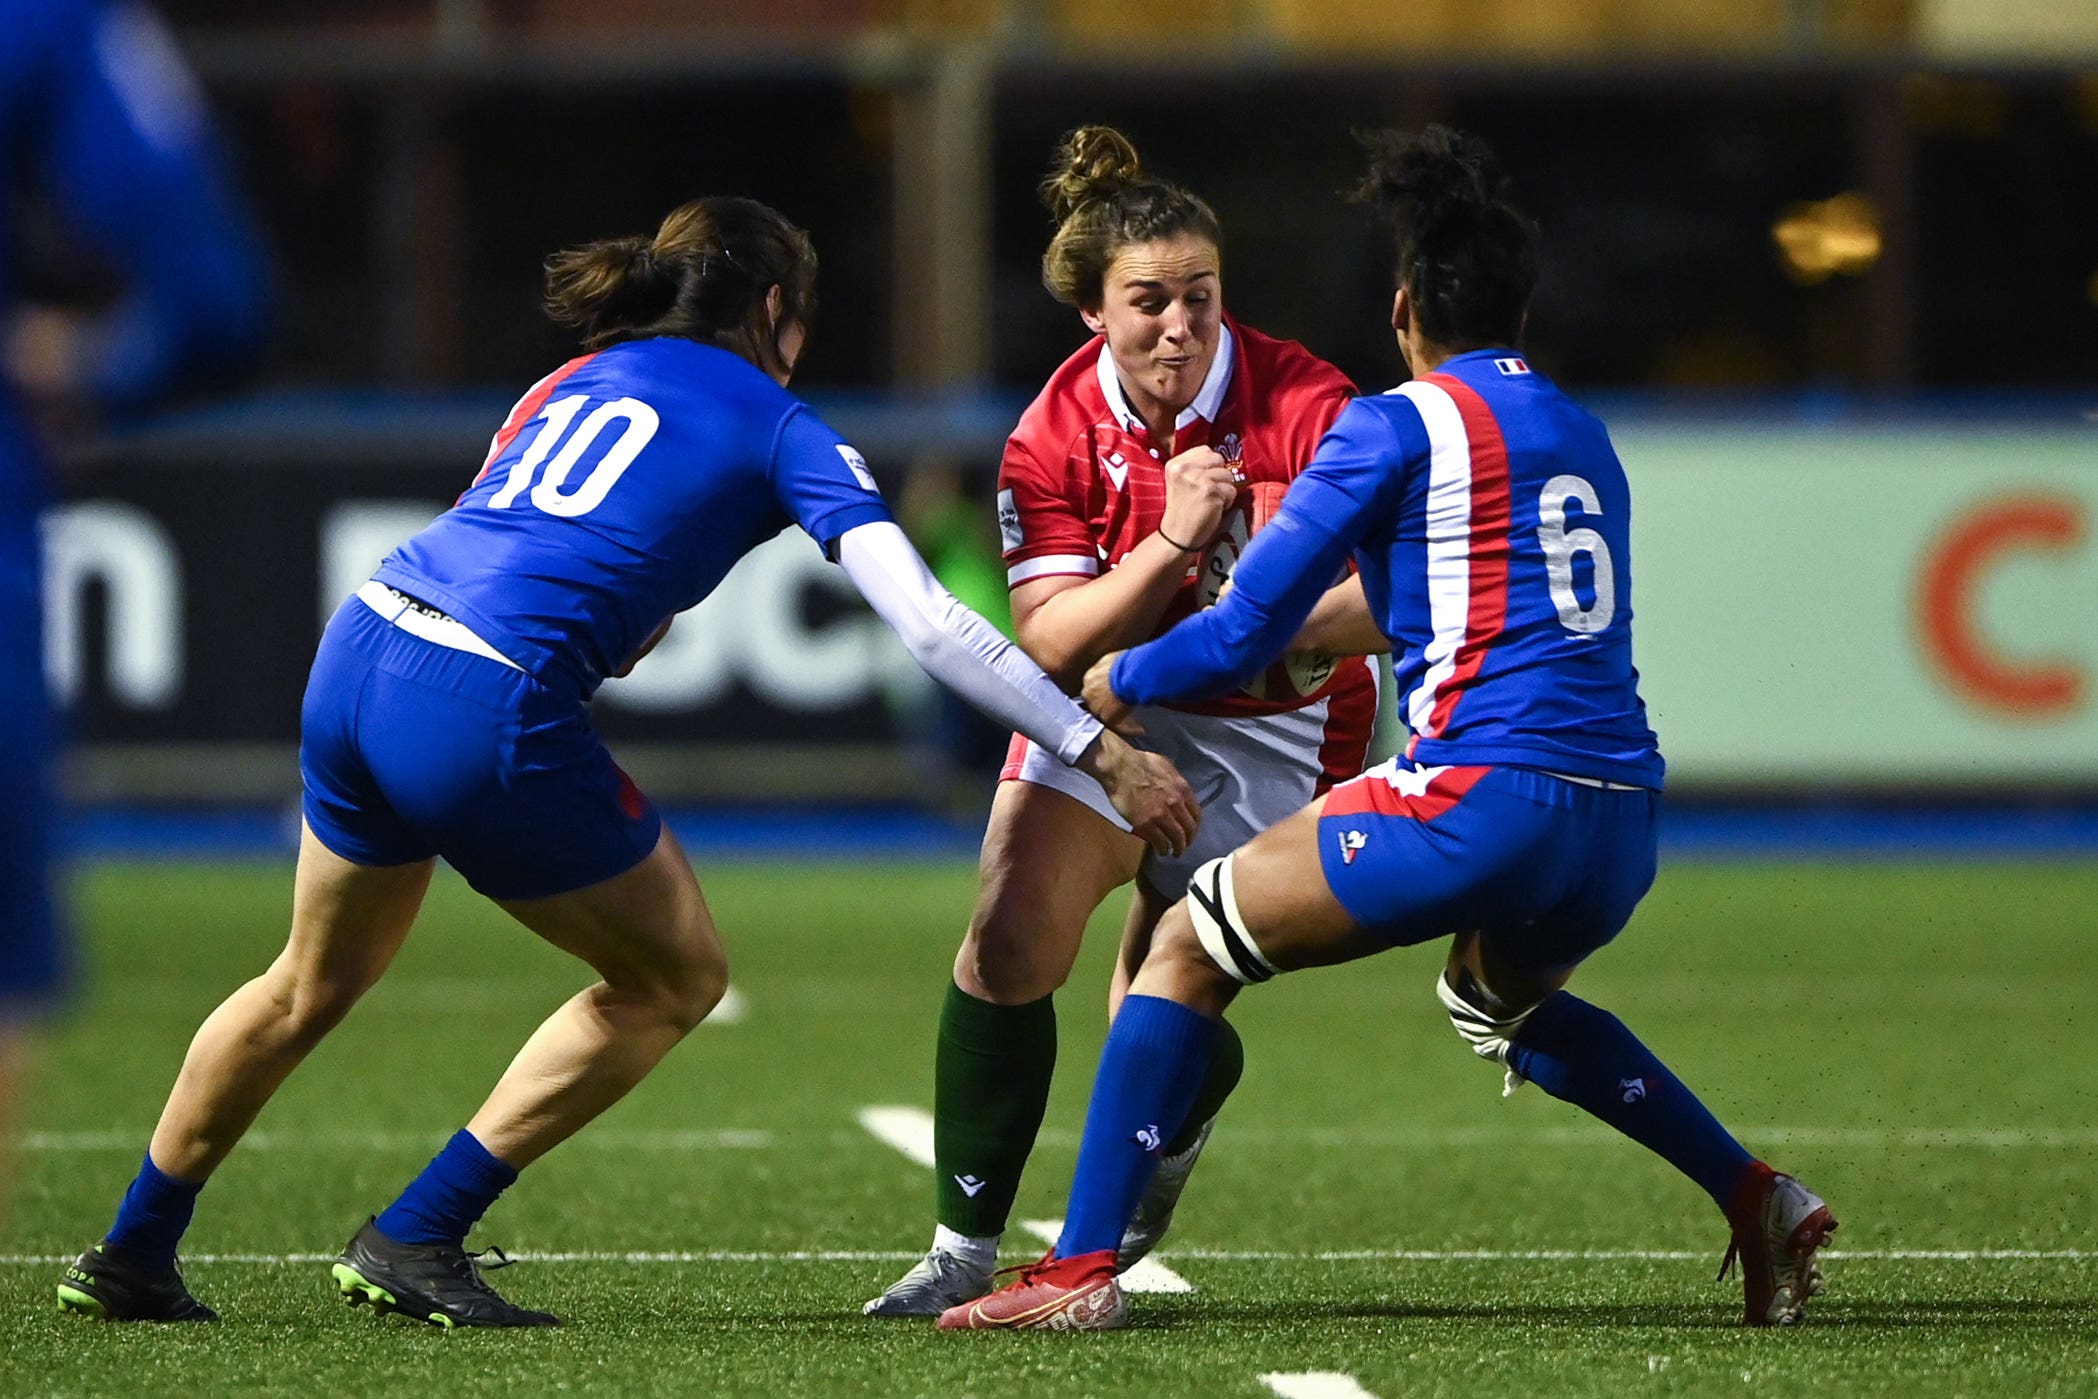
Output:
top-left (1003, 677), bottom-right (1378, 899)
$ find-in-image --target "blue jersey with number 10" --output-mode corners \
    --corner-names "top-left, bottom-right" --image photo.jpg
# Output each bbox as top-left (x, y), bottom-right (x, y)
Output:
top-left (1112, 349), bottom-right (1663, 788)
top-left (377, 337), bottom-right (892, 699)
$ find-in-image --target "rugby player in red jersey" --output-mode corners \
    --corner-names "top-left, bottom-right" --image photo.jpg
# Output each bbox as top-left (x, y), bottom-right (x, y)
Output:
top-left (866, 126), bottom-right (1381, 1316)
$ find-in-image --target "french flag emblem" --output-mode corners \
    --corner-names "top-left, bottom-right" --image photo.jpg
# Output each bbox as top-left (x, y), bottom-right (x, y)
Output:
top-left (1493, 357), bottom-right (1530, 376)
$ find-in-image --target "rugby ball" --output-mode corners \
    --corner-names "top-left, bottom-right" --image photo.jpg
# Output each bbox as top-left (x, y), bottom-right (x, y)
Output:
top-left (1197, 481), bottom-right (1338, 701)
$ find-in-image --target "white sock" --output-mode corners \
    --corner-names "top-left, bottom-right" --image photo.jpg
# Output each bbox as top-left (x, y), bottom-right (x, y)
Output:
top-left (934, 1223), bottom-right (999, 1272)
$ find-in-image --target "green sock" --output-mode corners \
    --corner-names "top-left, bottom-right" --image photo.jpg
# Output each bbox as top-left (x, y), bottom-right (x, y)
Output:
top-left (1163, 1017), bottom-right (1243, 1156)
top-left (933, 983), bottom-right (1057, 1237)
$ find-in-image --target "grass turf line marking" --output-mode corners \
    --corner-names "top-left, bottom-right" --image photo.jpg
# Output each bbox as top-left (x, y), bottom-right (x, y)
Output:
top-left (3, 1247), bottom-right (2093, 1267)
top-left (1261, 1375), bottom-right (1381, 1399)
top-left (856, 1105), bottom-right (939, 1168)
top-left (22, 1128), bottom-right (773, 1153)
top-left (1019, 1218), bottom-right (1196, 1295)
top-left (707, 984), bottom-right (748, 1025)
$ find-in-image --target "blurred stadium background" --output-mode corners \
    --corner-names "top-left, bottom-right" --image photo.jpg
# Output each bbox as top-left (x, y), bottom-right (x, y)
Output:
top-left (36, 0), bottom-right (2098, 824)
top-left (12, 3), bottom-right (2098, 1393)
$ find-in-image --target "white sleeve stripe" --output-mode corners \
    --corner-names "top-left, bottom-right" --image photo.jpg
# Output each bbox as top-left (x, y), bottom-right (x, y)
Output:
top-left (1007, 554), bottom-right (1101, 586)
top-left (1394, 380), bottom-right (1473, 738)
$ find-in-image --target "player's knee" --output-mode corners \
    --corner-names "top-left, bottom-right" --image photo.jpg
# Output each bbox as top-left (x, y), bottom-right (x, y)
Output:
top-left (614, 932), bottom-right (727, 1033)
top-left (270, 968), bottom-right (367, 1044)
top-left (955, 915), bottom-right (1075, 1004)
top-left (1182, 856), bottom-right (1276, 987)
top-left (1436, 967), bottom-right (1542, 1093)
top-left (664, 942), bottom-right (729, 1032)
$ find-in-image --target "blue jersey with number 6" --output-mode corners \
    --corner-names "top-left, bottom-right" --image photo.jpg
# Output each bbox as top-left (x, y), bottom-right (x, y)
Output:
top-left (1112, 350), bottom-right (1663, 788)
top-left (376, 337), bottom-right (892, 699)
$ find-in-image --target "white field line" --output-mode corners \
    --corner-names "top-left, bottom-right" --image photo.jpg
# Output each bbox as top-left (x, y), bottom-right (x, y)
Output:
top-left (1018, 1217), bottom-right (1195, 1295)
top-left (2, 1247), bottom-right (2093, 1268)
top-left (855, 1105), bottom-right (938, 1168)
top-left (22, 1128), bottom-right (773, 1153)
top-left (1261, 1374), bottom-right (1381, 1399)
top-left (853, 1106), bottom-right (1197, 1295)
top-left (708, 985), bottom-right (748, 1026)
top-left (28, 1122), bottom-right (2098, 1154)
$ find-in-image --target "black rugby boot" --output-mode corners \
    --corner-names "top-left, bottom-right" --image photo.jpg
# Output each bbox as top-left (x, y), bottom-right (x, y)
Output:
top-left (332, 1218), bottom-right (558, 1328)
top-left (58, 1241), bottom-right (217, 1322)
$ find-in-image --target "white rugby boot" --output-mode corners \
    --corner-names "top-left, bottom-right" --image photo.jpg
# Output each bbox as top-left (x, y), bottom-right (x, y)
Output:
top-left (1116, 1116), bottom-right (1214, 1271)
top-left (1720, 1161), bottom-right (1838, 1326)
top-left (862, 1246), bottom-right (994, 1319)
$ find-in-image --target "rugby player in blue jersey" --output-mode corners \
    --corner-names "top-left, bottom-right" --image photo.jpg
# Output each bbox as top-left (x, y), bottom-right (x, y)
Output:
top-left (940, 127), bottom-right (1837, 1332)
top-left (0, 0), bottom-right (266, 1225)
top-left (58, 196), bottom-right (1199, 1328)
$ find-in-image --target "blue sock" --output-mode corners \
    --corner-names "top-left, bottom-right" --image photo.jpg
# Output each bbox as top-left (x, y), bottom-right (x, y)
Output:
top-left (106, 1152), bottom-right (206, 1265)
top-left (1508, 992), bottom-right (1753, 1208)
top-left (1056, 995), bottom-right (1217, 1259)
top-left (373, 1130), bottom-right (519, 1247)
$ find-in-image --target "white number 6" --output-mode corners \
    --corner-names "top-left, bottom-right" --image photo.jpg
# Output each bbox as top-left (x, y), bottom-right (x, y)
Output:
top-left (1537, 473), bottom-right (1616, 635)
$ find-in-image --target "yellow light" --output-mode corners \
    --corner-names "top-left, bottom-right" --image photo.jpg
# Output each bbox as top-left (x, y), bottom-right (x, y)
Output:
top-left (2087, 268), bottom-right (2098, 308)
top-left (1772, 193), bottom-right (1884, 285)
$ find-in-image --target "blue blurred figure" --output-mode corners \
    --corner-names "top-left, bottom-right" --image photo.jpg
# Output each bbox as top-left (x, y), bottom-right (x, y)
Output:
top-left (0, 0), bottom-right (266, 1210)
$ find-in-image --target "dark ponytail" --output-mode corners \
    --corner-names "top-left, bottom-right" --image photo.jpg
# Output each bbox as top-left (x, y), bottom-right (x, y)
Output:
top-left (544, 196), bottom-right (818, 370)
top-left (1353, 125), bottom-right (1537, 349)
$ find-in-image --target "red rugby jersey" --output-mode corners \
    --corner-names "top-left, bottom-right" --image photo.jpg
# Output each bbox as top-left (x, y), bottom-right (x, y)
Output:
top-left (998, 317), bottom-right (1375, 719)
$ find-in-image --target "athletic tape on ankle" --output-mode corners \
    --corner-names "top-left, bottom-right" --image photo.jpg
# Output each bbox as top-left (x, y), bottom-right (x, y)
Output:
top-left (1187, 856), bottom-right (1275, 985)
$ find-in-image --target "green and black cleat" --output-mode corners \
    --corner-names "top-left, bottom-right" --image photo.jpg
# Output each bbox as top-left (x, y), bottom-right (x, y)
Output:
top-left (332, 1218), bottom-right (558, 1328)
top-left (57, 1241), bottom-right (218, 1322)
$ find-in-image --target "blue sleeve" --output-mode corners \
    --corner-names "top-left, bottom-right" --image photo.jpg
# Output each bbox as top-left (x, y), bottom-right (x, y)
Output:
top-left (1111, 398), bottom-right (1414, 706)
top-left (36, 1), bottom-right (269, 413)
top-left (770, 404), bottom-right (894, 554)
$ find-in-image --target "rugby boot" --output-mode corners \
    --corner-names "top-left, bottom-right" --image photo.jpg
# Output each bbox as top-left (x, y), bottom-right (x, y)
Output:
top-left (332, 1218), bottom-right (558, 1328)
top-left (1719, 1161), bottom-right (1837, 1326)
top-left (936, 1249), bottom-right (1126, 1331)
top-left (1117, 1116), bottom-right (1213, 1271)
top-left (862, 1246), bottom-right (994, 1318)
top-left (57, 1240), bottom-right (217, 1322)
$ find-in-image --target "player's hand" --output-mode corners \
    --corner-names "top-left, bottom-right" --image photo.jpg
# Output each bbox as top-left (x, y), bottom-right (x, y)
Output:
top-left (1158, 446), bottom-right (1243, 552)
top-left (1077, 731), bottom-right (1200, 857)
top-left (1082, 650), bottom-right (1138, 733)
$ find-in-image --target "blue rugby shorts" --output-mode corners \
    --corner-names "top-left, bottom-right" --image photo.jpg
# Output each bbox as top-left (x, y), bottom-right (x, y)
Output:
top-left (300, 594), bottom-right (661, 901)
top-left (1316, 757), bottom-right (1659, 971)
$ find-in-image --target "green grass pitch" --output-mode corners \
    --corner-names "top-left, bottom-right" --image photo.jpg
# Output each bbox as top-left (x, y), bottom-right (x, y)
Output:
top-left (8, 856), bottom-right (2098, 1395)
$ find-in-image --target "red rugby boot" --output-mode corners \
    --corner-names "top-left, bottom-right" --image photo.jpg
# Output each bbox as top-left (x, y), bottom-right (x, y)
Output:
top-left (935, 1249), bottom-right (1126, 1332)
top-left (1720, 1161), bottom-right (1837, 1326)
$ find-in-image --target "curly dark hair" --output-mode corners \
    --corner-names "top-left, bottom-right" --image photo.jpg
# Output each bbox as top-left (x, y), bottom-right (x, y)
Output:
top-left (1353, 125), bottom-right (1538, 348)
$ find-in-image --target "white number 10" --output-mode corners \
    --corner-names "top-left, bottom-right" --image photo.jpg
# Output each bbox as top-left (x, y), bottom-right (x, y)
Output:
top-left (490, 393), bottom-right (660, 518)
top-left (1537, 473), bottom-right (1616, 635)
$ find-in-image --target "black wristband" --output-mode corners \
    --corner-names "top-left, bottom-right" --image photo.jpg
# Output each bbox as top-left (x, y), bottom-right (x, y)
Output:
top-left (1156, 526), bottom-right (1200, 554)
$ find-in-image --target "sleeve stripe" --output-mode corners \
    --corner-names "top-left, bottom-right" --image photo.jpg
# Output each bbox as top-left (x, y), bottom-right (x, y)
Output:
top-left (1007, 554), bottom-right (1101, 586)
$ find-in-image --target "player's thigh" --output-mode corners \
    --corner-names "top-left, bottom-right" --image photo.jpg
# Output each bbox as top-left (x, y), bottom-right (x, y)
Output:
top-left (958, 778), bottom-right (1146, 1001)
top-left (1216, 796), bottom-right (1390, 972)
top-left (497, 824), bottom-right (723, 1010)
top-left (279, 821), bottom-right (436, 1003)
top-left (1463, 783), bottom-right (1660, 998)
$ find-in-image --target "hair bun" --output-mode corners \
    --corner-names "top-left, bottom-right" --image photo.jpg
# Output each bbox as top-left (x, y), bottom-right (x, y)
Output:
top-left (1039, 125), bottom-right (1143, 223)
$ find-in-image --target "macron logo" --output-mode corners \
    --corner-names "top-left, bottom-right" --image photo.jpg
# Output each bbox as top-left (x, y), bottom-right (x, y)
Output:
top-left (954, 1174), bottom-right (987, 1198)
top-left (1101, 451), bottom-right (1130, 491)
